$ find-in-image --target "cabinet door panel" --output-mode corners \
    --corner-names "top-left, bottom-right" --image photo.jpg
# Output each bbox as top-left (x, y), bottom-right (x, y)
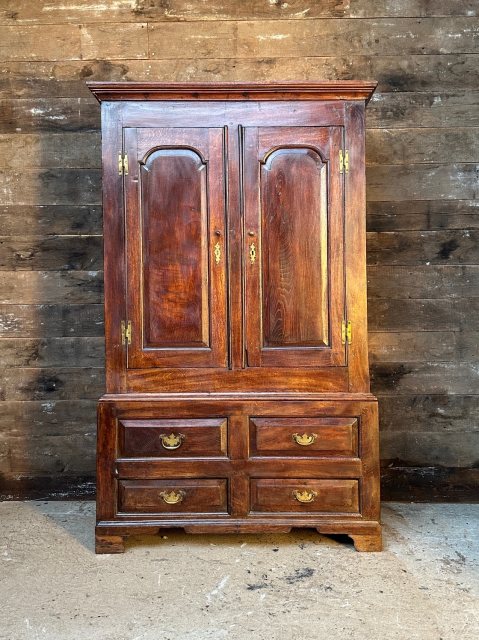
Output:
top-left (124, 127), bottom-right (227, 369)
top-left (243, 126), bottom-right (345, 368)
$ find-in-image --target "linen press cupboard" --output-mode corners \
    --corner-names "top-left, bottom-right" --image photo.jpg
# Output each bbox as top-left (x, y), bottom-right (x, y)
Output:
top-left (88, 82), bottom-right (382, 553)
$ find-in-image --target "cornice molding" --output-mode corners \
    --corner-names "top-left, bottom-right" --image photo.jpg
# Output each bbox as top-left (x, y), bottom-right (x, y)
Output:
top-left (87, 81), bottom-right (377, 103)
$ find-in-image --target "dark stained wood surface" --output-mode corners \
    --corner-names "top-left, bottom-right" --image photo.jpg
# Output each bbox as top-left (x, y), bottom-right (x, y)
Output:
top-left (118, 478), bottom-right (228, 514)
top-left (243, 125), bottom-right (346, 368)
top-left (119, 418), bottom-right (228, 458)
top-left (125, 126), bottom-right (228, 369)
top-left (250, 417), bottom-right (358, 457)
top-left (96, 394), bottom-right (380, 547)
top-left (87, 81), bottom-right (378, 102)
top-left (250, 479), bottom-right (359, 513)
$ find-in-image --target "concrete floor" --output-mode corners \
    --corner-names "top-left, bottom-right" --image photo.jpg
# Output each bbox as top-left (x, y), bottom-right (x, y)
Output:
top-left (0, 502), bottom-right (478, 640)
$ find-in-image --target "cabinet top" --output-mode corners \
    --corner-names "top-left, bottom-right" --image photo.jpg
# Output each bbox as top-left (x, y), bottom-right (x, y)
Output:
top-left (87, 81), bottom-right (377, 104)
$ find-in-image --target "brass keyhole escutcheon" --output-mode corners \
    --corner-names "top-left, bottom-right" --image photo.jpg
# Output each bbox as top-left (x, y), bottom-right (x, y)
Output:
top-left (249, 243), bottom-right (256, 264)
top-left (292, 489), bottom-right (318, 504)
top-left (214, 242), bottom-right (221, 264)
top-left (159, 433), bottom-right (185, 450)
top-left (160, 490), bottom-right (185, 505)
top-left (292, 433), bottom-right (318, 446)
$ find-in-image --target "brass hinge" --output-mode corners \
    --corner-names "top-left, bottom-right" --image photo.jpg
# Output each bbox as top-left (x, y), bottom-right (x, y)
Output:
top-left (121, 320), bottom-right (132, 345)
top-left (341, 320), bottom-right (352, 345)
top-left (339, 149), bottom-right (349, 174)
top-left (118, 153), bottom-right (128, 175)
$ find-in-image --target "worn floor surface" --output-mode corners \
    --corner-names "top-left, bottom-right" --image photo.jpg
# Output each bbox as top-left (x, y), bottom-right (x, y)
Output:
top-left (0, 502), bottom-right (478, 640)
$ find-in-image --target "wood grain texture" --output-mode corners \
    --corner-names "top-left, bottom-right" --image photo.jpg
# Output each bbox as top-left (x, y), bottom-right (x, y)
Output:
top-left (0, 0), bottom-right (476, 25)
top-left (147, 19), bottom-right (478, 59)
top-left (367, 200), bottom-right (479, 232)
top-left (1, 1), bottom-right (477, 502)
top-left (0, 304), bottom-right (103, 337)
top-left (4, 55), bottom-right (479, 99)
top-left (0, 205), bottom-right (102, 236)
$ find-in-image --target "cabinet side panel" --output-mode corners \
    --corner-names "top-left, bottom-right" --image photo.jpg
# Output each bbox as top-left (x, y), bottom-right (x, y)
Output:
top-left (102, 102), bottom-right (126, 392)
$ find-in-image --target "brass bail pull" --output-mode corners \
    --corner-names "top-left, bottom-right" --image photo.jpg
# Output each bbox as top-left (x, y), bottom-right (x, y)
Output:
top-left (160, 490), bottom-right (185, 505)
top-left (292, 489), bottom-right (318, 504)
top-left (159, 433), bottom-right (185, 450)
top-left (292, 433), bottom-right (317, 446)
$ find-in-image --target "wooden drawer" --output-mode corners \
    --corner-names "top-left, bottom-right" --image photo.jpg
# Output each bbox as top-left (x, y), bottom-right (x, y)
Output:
top-left (118, 479), bottom-right (228, 514)
top-left (250, 479), bottom-right (359, 513)
top-left (118, 418), bottom-right (227, 458)
top-left (250, 417), bottom-right (358, 457)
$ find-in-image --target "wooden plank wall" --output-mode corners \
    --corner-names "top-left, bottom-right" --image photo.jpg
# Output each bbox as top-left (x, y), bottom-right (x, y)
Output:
top-left (0, 0), bottom-right (478, 499)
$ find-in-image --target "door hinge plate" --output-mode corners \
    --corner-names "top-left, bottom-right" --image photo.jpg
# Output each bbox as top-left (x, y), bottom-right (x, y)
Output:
top-left (339, 149), bottom-right (349, 174)
top-left (121, 320), bottom-right (132, 345)
top-left (341, 320), bottom-right (352, 345)
top-left (118, 153), bottom-right (128, 175)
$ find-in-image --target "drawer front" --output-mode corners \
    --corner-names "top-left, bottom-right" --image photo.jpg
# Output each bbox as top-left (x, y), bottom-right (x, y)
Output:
top-left (250, 417), bottom-right (358, 457)
top-left (250, 479), bottom-right (359, 513)
top-left (119, 418), bottom-right (227, 458)
top-left (118, 479), bottom-right (228, 514)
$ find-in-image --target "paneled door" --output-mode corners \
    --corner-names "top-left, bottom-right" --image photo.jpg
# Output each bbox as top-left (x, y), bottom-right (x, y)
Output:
top-left (124, 127), bottom-right (228, 368)
top-left (243, 126), bottom-right (346, 367)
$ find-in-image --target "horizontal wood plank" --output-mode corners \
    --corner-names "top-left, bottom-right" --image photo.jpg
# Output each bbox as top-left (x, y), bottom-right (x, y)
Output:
top-left (0, 205), bottom-right (102, 236)
top-left (80, 23), bottom-right (148, 60)
top-left (368, 298), bottom-right (479, 332)
top-left (349, 1), bottom-right (478, 18)
top-left (366, 164), bottom-right (478, 201)
top-left (0, 433), bottom-right (96, 475)
top-left (367, 230), bottom-right (479, 265)
top-left (369, 332), bottom-right (479, 362)
top-left (0, 25), bottom-right (81, 61)
top-left (371, 362), bottom-right (479, 395)
top-left (368, 265), bottom-right (479, 299)
top-left (0, 133), bottom-right (101, 169)
top-left (0, 98), bottom-right (99, 133)
top-left (0, 337), bottom-right (104, 367)
top-left (378, 395), bottom-right (479, 433)
top-left (3, 55), bottom-right (479, 98)
top-left (0, 0), bottom-right (476, 25)
top-left (0, 236), bottom-right (103, 270)
top-left (0, 271), bottom-right (103, 304)
top-left (367, 128), bottom-right (479, 165)
top-left (148, 19), bottom-right (479, 59)
top-left (368, 91), bottom-right (479, 129)
top-left (0, 399), bottom-right (97, 436)
top-left (0, 304), bottom-right (103, 337)
top-left (380, 431), bottom-right (479, 467)
top-left (367, 200), bottom-right (479, 232)
top-left (0, 169), bottom-right (101, 205)
top-left (0, 367), bottom-right (105, 400)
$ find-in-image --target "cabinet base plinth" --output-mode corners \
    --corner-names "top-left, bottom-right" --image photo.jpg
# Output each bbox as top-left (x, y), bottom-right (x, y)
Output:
top-left (94, 521), bottom-right (382, 553)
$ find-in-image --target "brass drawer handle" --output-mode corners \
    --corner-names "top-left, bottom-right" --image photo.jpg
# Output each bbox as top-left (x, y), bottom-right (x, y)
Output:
top-left (160, 490), bottom-right (185, 505)
top-left (159, 433), bottom-right (185, 450)
top-left (292, 432), bottom-right (318, 446)
top-left (292, 489), bottom-right (318, 504)
top-left (249, 243), bottom-right (256, 264)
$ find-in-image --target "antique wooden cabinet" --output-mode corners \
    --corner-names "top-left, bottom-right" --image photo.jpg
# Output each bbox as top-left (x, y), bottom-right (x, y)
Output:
top-left (88, 82), bottom-right (381, 553)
